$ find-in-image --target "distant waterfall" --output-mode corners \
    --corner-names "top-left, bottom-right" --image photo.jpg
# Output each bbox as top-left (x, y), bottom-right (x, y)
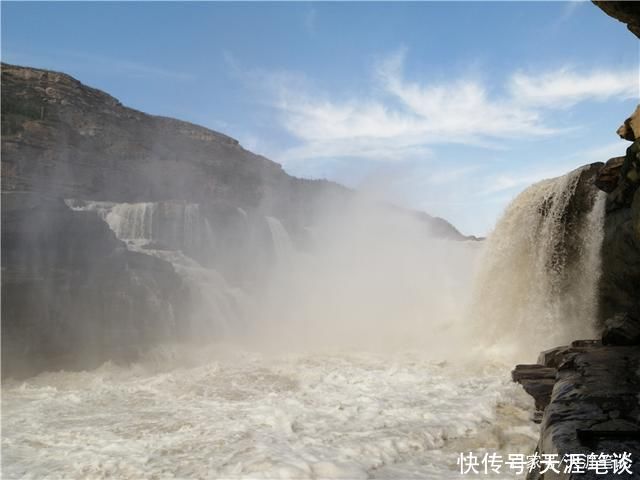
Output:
top-left (470, 166), bottom-right (606, 358)
top-left (65, 199), bottom-right (245, 339)
top-left (66, 200), bottom-right (214, 252)
top-left (106, 202), bottom-right (156, 243)
top-left (265, 216), bottom-right (294, 262)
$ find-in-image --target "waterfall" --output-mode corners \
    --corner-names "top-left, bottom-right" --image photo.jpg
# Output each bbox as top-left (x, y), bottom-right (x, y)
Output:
top-left (469, 166), bottom-right (606, 358)
top-left (183, 203), bottom-right (207, 252)
top-left (265, 216), bottom-right (294, 262)
top-left (65, 199), bottom-right (247, 339)
top-left (67, 200), bottom-right (213, 251)
top-left (106, 202), bottom-right (156, 243)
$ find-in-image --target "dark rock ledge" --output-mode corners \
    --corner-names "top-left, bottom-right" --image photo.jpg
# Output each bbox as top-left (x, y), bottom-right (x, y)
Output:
top-left (514, 341), bottom-right (640, 479)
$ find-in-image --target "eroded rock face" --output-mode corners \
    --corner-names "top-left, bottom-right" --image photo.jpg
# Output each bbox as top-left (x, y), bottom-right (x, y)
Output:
top-left (518, 106), bottom-right (640, 478)
top-left (0, 63), bottom-right (467, 241)
top-left (593, 1), bottom-right (640, 39)
top-left (597, 105), bottom-right (640, 327)
top-left (602, 312), bottom-right (640, 346)
top-left (1, 192), bottom-right (187, 378)
top-left (617, 106), bottom-right (640, 142)
top-left (595, 157), bottom-right (625, 193)
top-left (1, 63), bottom-right (474, 376)
top-left (524, 344), bottom-right (640, 480)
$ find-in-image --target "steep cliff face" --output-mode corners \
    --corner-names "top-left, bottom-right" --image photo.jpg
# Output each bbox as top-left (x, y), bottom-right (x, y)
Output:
top-left (512, 106), bottom-right (640, 480)
top-left (1, 63), bottom-right (325, 230)
top-left (1, 63), bottom-right (469, 377)
top-left (2, 192), bottom-right (188, 377)
top-left (593, 1), bottom-right (640, 39)
top-left (1, 63), bottom-right (465, 240)
top-left (597, 106), bottom-right (640, 328)
top-left (506, 7), bottom-right (640, 472)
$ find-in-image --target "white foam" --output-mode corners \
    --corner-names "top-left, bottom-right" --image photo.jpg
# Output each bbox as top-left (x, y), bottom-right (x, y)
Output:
top-left (2, 348), bottom-right (538, 479)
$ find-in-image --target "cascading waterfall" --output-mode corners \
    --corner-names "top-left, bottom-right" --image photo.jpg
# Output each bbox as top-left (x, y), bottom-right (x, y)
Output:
top-left (265, 216), bottom-right (294, 263)
top-left (10, 199), bottom-right (547, 480)
top-left (106, 202), bottom-right (156, 243)
top-left (469, 166), bottom-right (606, 359)
top-left (65, 199), bottom-right (246, 338)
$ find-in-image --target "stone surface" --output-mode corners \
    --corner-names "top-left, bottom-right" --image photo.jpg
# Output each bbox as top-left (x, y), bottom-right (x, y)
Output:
top-left (0, 62), bottom-right (468, 242)
top-left (598, 186), bottom-right (640, 325)
top-left (595, 156), bottom-right (625, 193)
top-left (617, 105), bottom-right (640, 141)
top-left (1, 192), bottom-right (187, 378)
top-left (522, 9), bottom-right (640, 478)
top-left (521, 345), bottom-right (640, 479)
top-left (1, 63), bottom-right (474, 376)
top-left (602, 313), bottom-right (640, 346)
top-left (597, 107), bottom-right (640, 329)
top-left (513, 365), bottom-right (558, 413)
top-left (593, 1), bottom-right (640, 39)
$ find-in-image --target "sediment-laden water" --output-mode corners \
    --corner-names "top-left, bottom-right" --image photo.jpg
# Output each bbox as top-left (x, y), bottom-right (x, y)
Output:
top-left (2, 347), bottom-right (537, 479)
top-left (3, 167), bottom-right (606, 479)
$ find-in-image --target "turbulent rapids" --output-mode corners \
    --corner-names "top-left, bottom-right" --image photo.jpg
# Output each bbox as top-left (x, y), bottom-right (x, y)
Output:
top-left (2, 167), bottom-right (606, 479)
top-left (2, 348), bottom-right (537, 479)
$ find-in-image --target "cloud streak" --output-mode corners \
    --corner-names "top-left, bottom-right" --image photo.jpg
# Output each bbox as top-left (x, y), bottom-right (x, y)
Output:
top-left (509, 67), bottom-right (638, 108)
top-left (254, 49), bottom-right (636, 165)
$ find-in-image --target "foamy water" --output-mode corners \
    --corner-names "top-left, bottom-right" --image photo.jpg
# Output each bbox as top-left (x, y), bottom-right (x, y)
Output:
top-left (10, 168), bottom-right (607, 479)
top-left (2, 346), bottom-right (538, 480)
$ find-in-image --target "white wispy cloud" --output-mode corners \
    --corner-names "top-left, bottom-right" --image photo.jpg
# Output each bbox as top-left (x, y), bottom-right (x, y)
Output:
top-left (509, 67), bottom-right (639, 108)
top-left (252, 49), bottom-right (635, 165)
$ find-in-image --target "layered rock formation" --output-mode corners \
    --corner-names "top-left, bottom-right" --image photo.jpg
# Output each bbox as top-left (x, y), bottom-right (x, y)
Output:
top-left (513, 92), bottom-right (640, 480)
top-left (1, 63), bottom-right (469, 377)
top-left (597, 106), bottom-right (640, 326)
top-left (2, 193), bottom-right (187, 377)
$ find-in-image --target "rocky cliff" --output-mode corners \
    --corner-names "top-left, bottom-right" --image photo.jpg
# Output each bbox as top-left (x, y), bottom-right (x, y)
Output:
top-left (1, 63), bottom-right (469, 377)
top-left (510, 18), bottom-right (640, 478)
top-left (511, 104), bottom-right (640, 479)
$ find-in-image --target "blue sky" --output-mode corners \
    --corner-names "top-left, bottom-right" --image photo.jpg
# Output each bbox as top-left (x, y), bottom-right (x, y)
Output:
top-left (2, 1), bottom-right (638, 236)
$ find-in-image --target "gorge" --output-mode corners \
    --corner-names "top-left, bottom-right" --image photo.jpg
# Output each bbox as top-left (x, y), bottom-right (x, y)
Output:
top-left (2, 4), bottom-right (640, 477)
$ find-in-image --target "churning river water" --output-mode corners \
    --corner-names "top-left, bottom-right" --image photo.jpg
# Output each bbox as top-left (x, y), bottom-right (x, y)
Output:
top-left (2, 346), bottom-right (540, 480)
top-left (3, 166), bottom-right (607, 479)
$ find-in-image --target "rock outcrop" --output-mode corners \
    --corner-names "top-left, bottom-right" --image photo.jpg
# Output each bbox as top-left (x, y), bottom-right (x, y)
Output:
top-left (2, 192), bottom-right (187, 377)
top-left (515, 341), bottom-right (640, 479)
top-left (1, 63), bottom-right (471, 377)
top-left (593, 1), bottom-right (640, 39)
top-left (512, 6), bottom-right (640, 473)
top-left (1, 63), bottom-right (466, 241)
top-left (514, 103), bottom-right (640, 477)
top-left (596, 105), bottom-right (640, 325)
top-left (514, 101), bottom-right (640, 479)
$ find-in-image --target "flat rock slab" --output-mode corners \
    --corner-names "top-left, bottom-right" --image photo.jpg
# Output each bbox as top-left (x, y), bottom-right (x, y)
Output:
top-left (512, 364), bottom-right (558, 382)
top-left (524, 345), bottom-right (640, 479)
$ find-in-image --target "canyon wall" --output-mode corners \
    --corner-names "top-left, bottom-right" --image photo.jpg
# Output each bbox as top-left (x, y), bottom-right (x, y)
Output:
top-left (1, 63), bottom-right (469, 377)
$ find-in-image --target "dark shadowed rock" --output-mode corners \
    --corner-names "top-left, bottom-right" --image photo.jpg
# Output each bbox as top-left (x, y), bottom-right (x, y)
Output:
top-left (593, 1), bottom-right (640, 38)
top-left (595, 156), bottom-right (625, 193)
top-left (602, 312), bottom-right (640, 346)
top-left (599, 188), bottom-right (640, 325)
top-left (521, 345), bottom-right (640, 479)
top-left (1, 63), bottom-right (474, 376)
top-left (0, 62), bottom-right (468, 241)
top-left (1, 192), bottom-right (187, 378)
top-left (522, 10), bottom-right (640, 478)
top-left (512, 364), bottom-right (557, 413)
